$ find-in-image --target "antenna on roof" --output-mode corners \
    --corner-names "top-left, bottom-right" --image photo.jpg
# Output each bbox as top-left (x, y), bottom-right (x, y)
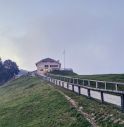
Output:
top-left (63, 49), bottom-right (66, 70)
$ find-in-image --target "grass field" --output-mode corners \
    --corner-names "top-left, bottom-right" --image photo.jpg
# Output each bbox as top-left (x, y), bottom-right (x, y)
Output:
top-left (78, 74), bottom-right (124, 91)
top-left (50, 71), bottom-right (124, 82)
top-left (50, 72), bottom-right (124, 91)
top-left (54, 85), bottom-right (124, 127)
top-left (0, 76), bottom-right (91, 127)
top-left (79, 74), bottom-right (124, 82)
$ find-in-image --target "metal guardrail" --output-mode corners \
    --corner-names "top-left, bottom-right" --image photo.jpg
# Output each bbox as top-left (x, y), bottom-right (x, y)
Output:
top-left (39, 74), bottom-right (124, 112)
top-left (47, 73), bottom-right (124, 92)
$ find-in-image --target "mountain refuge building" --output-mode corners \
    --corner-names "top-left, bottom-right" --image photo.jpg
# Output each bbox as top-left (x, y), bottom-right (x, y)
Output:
top-left (36, 58), bottom-right (61, 75)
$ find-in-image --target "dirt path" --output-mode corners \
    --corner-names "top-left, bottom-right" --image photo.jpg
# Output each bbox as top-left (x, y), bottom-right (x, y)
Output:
top-left (57, 90), bottom-right (98, 127)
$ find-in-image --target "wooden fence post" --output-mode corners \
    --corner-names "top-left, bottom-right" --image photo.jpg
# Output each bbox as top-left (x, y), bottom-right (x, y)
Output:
top-left (105, 82), bottom-right (107, 90)
top-left (73, 78), bottom-right (75, 84)
top-left (115, 84), bottom-right (118, 91)
top-left (101, 91), bottom-right (104, 103)
top-left (83, 80), bottom-right (84, 85)
top-left (88, 80), bottom-right (90, 87)
top-left (69, 78), bottom-right (71, 84)
top-left (121, 94), bottom-right (124, 112)
top-left (88, 89), bottom-right (91, 98)
top-left (77, 78), bottom-right (79, 84)
top-left (78, 86), bottom-right (81, 95)
top-left (72, 85), bottom-right (74, 92)
top-left (56, 80), bottom-right (57, 85)
top-left (67, 82), bottom-right (69, 89)
top-left (96, 81), bottom-right (98, 88)
top-left (62, 82), bottom-right (64, 87)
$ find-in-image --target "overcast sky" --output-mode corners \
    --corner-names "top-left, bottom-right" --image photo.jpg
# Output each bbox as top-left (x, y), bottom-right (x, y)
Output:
top-left (0, 0), bottom-right (124, 74)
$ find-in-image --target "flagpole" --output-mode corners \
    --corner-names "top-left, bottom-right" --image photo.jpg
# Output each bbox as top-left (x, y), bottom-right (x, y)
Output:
top-left (64, 50), bottom-right (65, 70)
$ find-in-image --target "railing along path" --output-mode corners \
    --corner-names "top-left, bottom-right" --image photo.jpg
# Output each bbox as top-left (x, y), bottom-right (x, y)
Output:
top-left (39, 74), bottom-right (124, 112)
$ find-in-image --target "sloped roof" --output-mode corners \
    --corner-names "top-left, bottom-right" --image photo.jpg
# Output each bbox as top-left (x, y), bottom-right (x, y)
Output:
top-left (41, 58), bottom-right (56, 62)
top-left (36, 58), bottom-right (60, 65)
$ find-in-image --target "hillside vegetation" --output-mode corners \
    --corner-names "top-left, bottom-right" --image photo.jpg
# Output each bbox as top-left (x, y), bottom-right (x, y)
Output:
top-left (50, 71), bottom-right (124, 83)
top-left (79, 74), bottom-right (124, 82)
top-left (55, 85), bottom-right (124, 127)
top-left (50, 70), bottom-right (77, 76)
top-left (0, 76), bottom-right (91, 127)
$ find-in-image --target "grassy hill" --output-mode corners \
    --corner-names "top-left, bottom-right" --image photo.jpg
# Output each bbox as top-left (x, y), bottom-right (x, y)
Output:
top-left (0, 76), bottom-right (91, 127)
top-left (50, 71), bottom-right (124, 83)
top-left (55, 85), bottom-right (124, 127)
top-left (50, 70), bottom-right (77, 76)
top-left (79, 74), bottom-right (124, 82)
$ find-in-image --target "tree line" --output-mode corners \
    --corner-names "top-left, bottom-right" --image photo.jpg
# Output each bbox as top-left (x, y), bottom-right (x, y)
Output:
top-left (0, 58), bottom-right (19, 85)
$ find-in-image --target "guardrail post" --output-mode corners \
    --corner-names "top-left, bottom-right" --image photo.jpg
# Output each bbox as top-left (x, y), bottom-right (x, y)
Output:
top-left (115, 84), bottom-right (118, 91)
top-left (73, 78), bottom-right (75, 84)
top-left (101, 91), bottom-right (104, 103)
top-left (67, 82), bottom-right (69, 89)
top-left (96, 81), bottom-right (98, 88)
top-left (72, 84), bottom-right (74, 92)
top-left (69, 78), bottom-right (71, 83)
top-left (77, 78), bottom-right (79, 84)
top-left (56, 79), bottom-right (57, 85)
top-left (78, 86), bottom-right (81, 95)
top-left (105, 82), bottom-right (107, 90)
top-left (88, 80), bottom-right (90, 87)
top-left (67, 78), bottom-right (68, 83)
top-left (121, 94), bottom-right (124, 112)
top-left (83, 80), bottom-right (84, 85)
top-left (60, 81), bottom-right (62, 86)
top-left (62, 82), bottom-right (64, 87)
top-left (87, 89), bottom-right (91, 98)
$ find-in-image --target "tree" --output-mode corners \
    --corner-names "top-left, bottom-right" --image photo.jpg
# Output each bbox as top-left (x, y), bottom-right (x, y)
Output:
top-left (0, 58), bottom-right (4, 81)
top-left (4, 60), bottom-right (19, 79)
top-left (0, 57), bottom-right (2, 69)
top-left (0, 58), bottom-right (19, 84)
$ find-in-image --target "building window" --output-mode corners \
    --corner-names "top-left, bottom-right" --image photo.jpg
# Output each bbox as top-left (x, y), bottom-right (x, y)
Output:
top-left (45, 65), bottom-right (49, 68)
top-left (50, 65), bottom-right (58, 67)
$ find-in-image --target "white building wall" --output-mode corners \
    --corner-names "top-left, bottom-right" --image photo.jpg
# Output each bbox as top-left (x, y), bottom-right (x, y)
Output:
top-left (37, 61), bottom-right (61, 74)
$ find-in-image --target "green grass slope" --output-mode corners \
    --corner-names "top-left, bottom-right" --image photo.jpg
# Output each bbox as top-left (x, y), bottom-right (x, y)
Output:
top-left (79, 74), bottom-right (124, 82)
top-left (0, 76), bottom-right (91, 127)
top-left (56, 86), bottom-right (124, 127)
top-left (50, 70), bottom-right (77, 76)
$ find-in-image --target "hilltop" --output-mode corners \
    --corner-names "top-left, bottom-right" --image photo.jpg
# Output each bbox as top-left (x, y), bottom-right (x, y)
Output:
top-left (1, 75), bottom-right (124, 127)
